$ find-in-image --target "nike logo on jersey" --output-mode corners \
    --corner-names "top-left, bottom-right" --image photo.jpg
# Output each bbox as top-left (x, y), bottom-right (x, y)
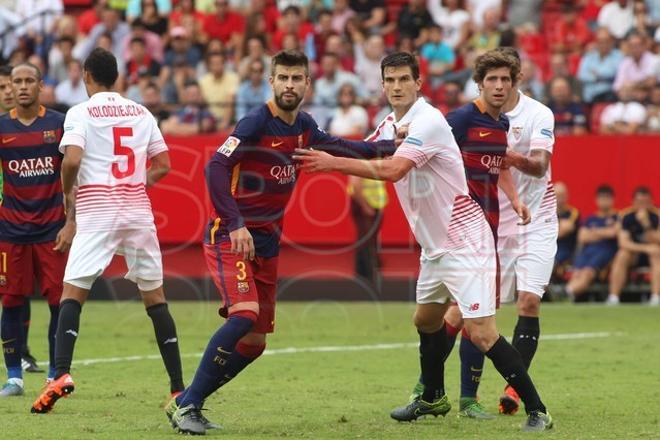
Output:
top-left (65, 329), bottom-right (78, 337)
top-left (271, 140), bottom-right (284, 148)
top-left (470, 367), bottom-right (483, 372)
top-left (217, 346), bottom-right (232, 355)
top-left (2, 137), bottom-right (16, 144)
top-left (163, 338), bottom-right (178, 345)
top-left (1, 338), bottom-right (16, 345)
top-left (478, 131), bottom-right (491, 138)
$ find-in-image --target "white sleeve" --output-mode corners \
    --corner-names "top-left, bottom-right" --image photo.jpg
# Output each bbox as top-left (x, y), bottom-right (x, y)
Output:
top-left (59, 106), bottom-right (86, 153)
top-left (626, 103), bottom-right (647, 124)
top-left (529, 107), bottom-right (555, 153)
top-left (147, 113), bottom-right (168, 159)
top-left (394, 112), bottom-right (453, 168)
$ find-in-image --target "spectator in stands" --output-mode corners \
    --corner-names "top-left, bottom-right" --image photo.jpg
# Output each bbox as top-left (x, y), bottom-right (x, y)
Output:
top-left (607, 186), bottom-right (660, 306)
top-left (78, 0), bottom-right (106, 36)
top-left (162, 55), bottom-right (197, 105)
top-left (301, 81), bottom-right (332, 130)
top-left (577, 27), bottom-right (624, 103)
top-left (518, 58), bottom-right (545, 101)
top-left (15, 0), bottom-right (63, 41)
top-left (202, 0), bottom-right (245, 57)
top-left (630, 0), bottom-right (655, 38)
top-left (26, 55), bottom-right (56, 87)
top-left (349, 0), bottom-right (387, 33)
top-left (76, 6), bottom-right (130, 65)
top-left (312, 9), bottom-right (336, 62)
top-left (325, 34), bottom-right (354, 72)
top-left (235, 58), bottom-right (271, 120)
top-left (555, 182), bottom-right (581, 276)
top-left (54, 59), bottom-right (89, 108)
top-left (314, 52), bottom-right (364, 109)
top-left (468, 7), bottom-right (502, 53)
top-left (396, 0), bottom-right (434, 45)
top-left (247, 0), bottom-right (279, 35)
top-left (436, 80), bottom-right (462, 113)
top-left (125, 37), bottom-right (162, 87)
top-left (504, 0), bottom-right (543, 28)
top-left (353, 34), bottom-right (386, 103)
top-left (420, 24), bottom-right (456, 89)
top-left (126, 0), bottom-right (171, 25)
top-left (544, 52), bottom-right (582, 102)
top-left (332, 0), bottom-right (356, 34)
top-left (600, 83), bottom-right (648, 133)
top-left (466, 0), bottom-right (500, 29)
top-left (164, 26), bottom-right (202, 72)
top-left (565, 185), bottom-right (619, 301)
top-left (238, 36), bottom-right (271, 80)
top-left (645, 84), bottom-right (660, 131)
top-left (328, 83), bottom-right (369, 136)
top-left (272, 6), bottom-right (314, 52)
top-left (125, 68), bottom-right (153, 103)
top-left (549, 4), bottom-right (593, 56)
top-left (426, 0), bottom-right (471, 50)
top-left (49, 36), bottom-right (76, 84)
top-left (598, 0), bottom-right (635, 39)
top-left (121, 18), bottom-right (165, 65)
top-left (161, 80), bottom-right (216, 135)
top-left (547, 76), bottom-right (588, 135)
top-left (0, 66), bottom-right (14, 113)
top-left (613, 31), bottom-right (657, 93)
top-left (141, 81), bottom-right (170, 127)
top-left (281, 32), bottom-right (302, 51)
top-left (199, 51), bottom-right (239, 130)
top-left (138, 0), bottom-right (170, 36)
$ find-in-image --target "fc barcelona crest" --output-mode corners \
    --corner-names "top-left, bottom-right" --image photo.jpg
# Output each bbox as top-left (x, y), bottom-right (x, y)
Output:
top-left (0, 275), bottom-right (6, 286)
top-left (43, 130), bottom-right (57, 143)
top-left (237, 281), bottom-right (250, 294)
top-left (512, 126), bottom-right (523, 141)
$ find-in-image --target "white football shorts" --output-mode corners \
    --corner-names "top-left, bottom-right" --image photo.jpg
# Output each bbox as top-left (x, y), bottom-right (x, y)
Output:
top-left (498, 224), bottom-right (558, 303)
top-left (64, 228), bottom-right (164, 291)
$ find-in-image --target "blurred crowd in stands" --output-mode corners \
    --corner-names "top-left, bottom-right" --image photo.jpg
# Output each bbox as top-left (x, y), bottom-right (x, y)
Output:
top-left (1, 0), bottom-right (660, 136)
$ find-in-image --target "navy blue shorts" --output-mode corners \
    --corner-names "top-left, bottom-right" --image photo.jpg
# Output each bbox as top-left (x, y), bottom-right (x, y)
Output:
top-left (555, 246), bottom-right (574, 265)
top-left (573, 246), bottom-right (617, 270)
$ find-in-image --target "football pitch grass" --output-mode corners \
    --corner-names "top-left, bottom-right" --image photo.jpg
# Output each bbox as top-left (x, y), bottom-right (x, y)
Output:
top-left (1, 301), bottom-right (658, 439)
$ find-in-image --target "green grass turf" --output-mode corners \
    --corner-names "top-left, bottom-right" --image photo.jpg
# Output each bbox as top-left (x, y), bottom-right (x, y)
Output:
top-left (0, 301), bottom-right (658, 439)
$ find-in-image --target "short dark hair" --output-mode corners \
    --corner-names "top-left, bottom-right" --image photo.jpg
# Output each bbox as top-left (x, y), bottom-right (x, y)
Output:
top-left (130, 37), bottom-right (146, 46)
top-left (634, 186), bottom-right (651, 197)
top-left (0, 65), bottom-right (12, 77)
top-left (183, 79), bottom-right (199, 89)
top-left (144, 81), bottom-right (160, 92)
top-left (58, 36), bottom-right (75, 46)
top-left (472, 49), bottom-right (520, 85)
top-left (271, 50), bottom-right (309, 76)
top-left (380, 52), bottom-right (420, 80)
top-left (282, 5), bottom-right (301, 16)
top-left (83, 47), bottom-right (118, 88)
top-left (11, 62), bottom-right (42, 80)
top-left (596, 185), bottom-right (614, 196)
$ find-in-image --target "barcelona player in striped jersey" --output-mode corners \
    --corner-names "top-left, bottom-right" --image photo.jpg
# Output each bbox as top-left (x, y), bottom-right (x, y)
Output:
top-left (0, 64), bottom-right (44, 375)
top-left (295, 52), bottom-right (551, 432)
top-left (0, 63), bottom-right (75, 397)
top-left (166, 50), bottom-right (396, 435)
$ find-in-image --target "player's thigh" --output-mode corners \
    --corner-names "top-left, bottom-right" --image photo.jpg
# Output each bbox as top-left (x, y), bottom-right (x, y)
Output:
top-left (513, 228), bottom-right (557, 299)
top-left (0, 241), bottom-right (32, 298)
top-left (251, 255), bottom-right (279, 334)
top-left (497, 234), bottom-right (520, 304)
top-left (64, 231), bottom-right (120, 290)
top-left (204, 242), bottom-right (259, 317)
top-left (32, 242), bottom-right (67, 306)
top-left (120, 228), bottom-right (164, 291)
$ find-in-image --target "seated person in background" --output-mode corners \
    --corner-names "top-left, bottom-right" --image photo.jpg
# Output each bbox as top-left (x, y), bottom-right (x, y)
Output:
top-left (554, 182), bottom-right (580, 278)
top-left (328, 83), bottom-right (369, 137)
top-left (607, 187), bottom-right (660, 306)
top-left (420, 24), bottom-right (456, 89)
top-left (565, 185), bottom-right (618, 300)
top-left (235, 58), bottom-right (271, 121)
top-left (161, 80), bottom-right (217, 135)
top-left (547, 76), bottom-right (587, 136)
top-left (141, 81), bottom-right (170, 128)
top-left (600, 84), bottom-right (648, 134)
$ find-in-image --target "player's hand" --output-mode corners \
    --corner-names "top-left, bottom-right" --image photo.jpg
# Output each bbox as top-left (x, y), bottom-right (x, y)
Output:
top-left (514, 201), bottom-right (531, 225)
top-left (229, 226), bottom-right (255, 261)
top-left (394, 124), bottom-right (409, 148)
top-left (53, 221), bottom-right (76, 253)
top-left (292, 148), bottom-right (336, 173)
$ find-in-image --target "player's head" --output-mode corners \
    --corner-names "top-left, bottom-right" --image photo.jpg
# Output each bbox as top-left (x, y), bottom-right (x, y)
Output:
top-left (595, 185), bottom-right (614, 211)
top-left (494, 46), bottom-right (521, 84)
top-left (473, 49), bottom-right (519, 109)
top-left (380, 52), bottom-right (421, 111)
top-left (82, 47), bottom-right (119, 93)
top-left (0, 64), bottom-right (15, 112)
top-left (10, 63), bottom-right (43, 109)
top-left (632, 186), bottom-right (652, 209)
top-left (269, 50), bottom-right (310, 112)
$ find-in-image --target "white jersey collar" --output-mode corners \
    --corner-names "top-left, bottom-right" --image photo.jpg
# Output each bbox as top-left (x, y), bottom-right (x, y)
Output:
top-left (505, 90), bottom-right (526, 118)
top-left (395, 97), bottom-right (427, 125)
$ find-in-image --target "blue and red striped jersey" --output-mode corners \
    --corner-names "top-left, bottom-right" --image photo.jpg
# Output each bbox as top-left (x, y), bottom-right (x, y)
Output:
top-left (447, 99), bottom-right (509, 233)
top-left (0, 106), bottom-right (65, 244)
top-left (205, 101), bottom-right (394, 257)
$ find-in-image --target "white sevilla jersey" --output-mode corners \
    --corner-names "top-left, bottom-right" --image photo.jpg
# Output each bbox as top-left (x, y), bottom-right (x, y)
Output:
top-left (369, 98), bottom-right (491, 259)
top-left (59, 92), bottom-right (168, 232)
top-left (499, 91), bottom-right (557, 236)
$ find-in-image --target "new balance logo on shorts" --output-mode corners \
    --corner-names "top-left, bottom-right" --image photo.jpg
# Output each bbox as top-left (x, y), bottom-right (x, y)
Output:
top-left (469, 303), bottom-right (480, 312)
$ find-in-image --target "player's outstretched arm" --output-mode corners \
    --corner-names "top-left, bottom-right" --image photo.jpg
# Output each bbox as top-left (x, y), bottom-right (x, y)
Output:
top-left (293, 148), bottom-right (414, 182)
top-left (147, 151), bottom-right (171, 188)
top-left (498, 168), bottom-right (531, 225)
top-left (306, 117), bottom-right (397, 159)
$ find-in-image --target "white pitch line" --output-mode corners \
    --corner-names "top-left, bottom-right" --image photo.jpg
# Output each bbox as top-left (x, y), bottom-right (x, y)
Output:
top-left (71, 331), bottom-right (623, 367)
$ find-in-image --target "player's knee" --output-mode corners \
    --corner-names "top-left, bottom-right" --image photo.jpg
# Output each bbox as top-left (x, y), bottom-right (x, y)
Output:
top-left (227, 308), bottom-right (259, 335)
top-left (612, 250), bottom-right (632, 268)
top-left (239, 332), bottom-right (266, 348)
top-left (463, 321), bottom-right (497, 352)
top-left (517, 292), bottom-right (541, 316)
top-left (413, 311), bottom-right (443, 333)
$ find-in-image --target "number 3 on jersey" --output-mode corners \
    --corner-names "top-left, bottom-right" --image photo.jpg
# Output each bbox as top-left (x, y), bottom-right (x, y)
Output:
top-left (112, 127), bottom-right (135, 179)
